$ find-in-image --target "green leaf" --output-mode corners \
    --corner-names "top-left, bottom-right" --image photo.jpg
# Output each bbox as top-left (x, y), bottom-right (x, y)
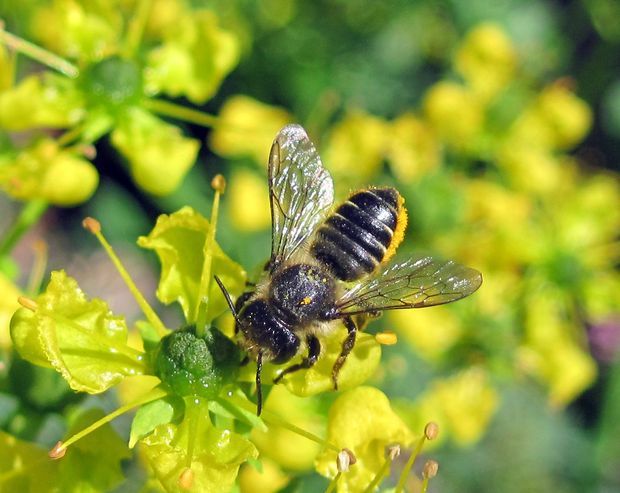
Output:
top-left (282, 328), bottom-right (381, 397)
top-left (129, 394), bottom-right (184, 448)
top-left (10, 270), bottom-right (146, 393)
top-left (0, 429), bottom-right (58, 492)
top-left (0, 138), bottom-right (98, 206)
top-left (58, 407), bottom-right (131, 493)
top-left (142, 400), bottom-right (258, 493)
top-left (110, 107), bottom-right (199, 196)
top-left (144, 10), bottom-right (239, 104)
top-left (137, 207), bottom-right (246, 323)
top-left (596, 356), bottom-right (620, 477)
top-left (0, 73), bottom-right (84, 131)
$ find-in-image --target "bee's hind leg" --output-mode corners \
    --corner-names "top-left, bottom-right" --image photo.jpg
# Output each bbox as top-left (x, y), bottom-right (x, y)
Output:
top-left (273, 335), bottom-right (321, 384)
top-left (331, 316), bottom-right (357, 390)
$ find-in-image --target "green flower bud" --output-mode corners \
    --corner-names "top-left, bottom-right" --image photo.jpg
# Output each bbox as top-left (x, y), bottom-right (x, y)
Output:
top-left (155, 325), bottom-right (240, 399)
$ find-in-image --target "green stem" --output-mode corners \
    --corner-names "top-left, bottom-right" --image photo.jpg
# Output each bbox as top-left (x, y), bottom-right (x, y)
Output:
top-left (122, 0), bottom-right (152, 58)
top-left (0, 27), bottom-right (78, 77)
top-left (421, 476), bottom-right (431, 493)
top-left (0, 200), bottom-right (48, 258)
top-left (395, 436), bottom-right (426, 493)
top-left (60, 385), bottom-right (166, 451)
top-left (143, 99), bottom-right (220, 128)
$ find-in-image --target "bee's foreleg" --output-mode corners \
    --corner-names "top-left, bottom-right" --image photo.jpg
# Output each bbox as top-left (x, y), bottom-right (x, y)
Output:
top-left (273, 335), bottom-right (321, 384)
top-left (331, 316), bottom-right (357, 390)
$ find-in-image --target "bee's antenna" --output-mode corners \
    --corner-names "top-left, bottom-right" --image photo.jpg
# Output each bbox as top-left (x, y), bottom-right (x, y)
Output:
top-left (213, 275), bottom-right (240, 323)
top-left (256, 350), bottom-right (263, 416)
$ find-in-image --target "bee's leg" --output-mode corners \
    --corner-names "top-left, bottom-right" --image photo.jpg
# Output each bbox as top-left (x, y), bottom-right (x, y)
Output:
top-left (273, 335), bottom-right (321, 384)
top-left (332, 316), bottom-right (357, 390)
top-left (256, 350), bottom-right (264, 416)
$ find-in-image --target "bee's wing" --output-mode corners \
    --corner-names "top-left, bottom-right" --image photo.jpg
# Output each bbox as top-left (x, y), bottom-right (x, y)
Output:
top-left (268, 124), bottom-right (334, 271)
top-left (335, 256), bottom-right (482, 315)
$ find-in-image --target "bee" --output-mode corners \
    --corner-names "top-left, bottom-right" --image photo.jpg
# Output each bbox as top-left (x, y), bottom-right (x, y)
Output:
top-left (216, 124), bottom-right (482, 414)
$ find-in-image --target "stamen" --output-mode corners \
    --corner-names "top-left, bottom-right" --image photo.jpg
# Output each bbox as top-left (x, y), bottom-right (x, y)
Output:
top-left (82, 217), bottom-right (169, 338)
top-left (362, 444), bottom-right (400, 493)
top-left (421, 460), bottom-right (439, 493)
top-left (337, 448), bottom-right (356, 472)
top-left (49, 386), bottom-right (166, 457)
top-left (227, 393), bottom-right (340, 453)
top-left (195, 175), bottom-right (226, 331)
top-left (395, 422), bottom-right (436, 493)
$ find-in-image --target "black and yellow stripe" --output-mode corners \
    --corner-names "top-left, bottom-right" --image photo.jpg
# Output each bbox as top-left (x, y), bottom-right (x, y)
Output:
top-left (311, 187), bottom-right (407, 281)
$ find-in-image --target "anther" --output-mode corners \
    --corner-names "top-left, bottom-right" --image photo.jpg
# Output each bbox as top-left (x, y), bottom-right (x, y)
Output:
top-left (376, 331), bottom-right (398, 345)
top-left (423, 459), bottom-right (439, 479)
top-left (211, 174), bottom-right (226, 193)
top-left (337, 448), bottom-right (357, 472)
top-left (48, 441), bottom-right (66, 459)
top-left (17, 296), bottom-right (38, 311)
top-left (82, 217), bottom-right (101, 234)
top-left (424, 422), bottom-right (439, 441)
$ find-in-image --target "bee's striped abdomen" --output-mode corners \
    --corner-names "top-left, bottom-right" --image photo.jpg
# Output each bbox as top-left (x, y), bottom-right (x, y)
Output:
top-left (311, 187), bottom-right (407, 281)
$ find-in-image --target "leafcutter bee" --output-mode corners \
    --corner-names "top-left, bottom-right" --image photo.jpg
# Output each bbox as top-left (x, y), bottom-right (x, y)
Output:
top-left (216, 124), bottom-right (482, 414)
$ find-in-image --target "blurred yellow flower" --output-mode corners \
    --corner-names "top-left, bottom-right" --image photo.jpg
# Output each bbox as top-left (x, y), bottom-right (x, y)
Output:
top-left (323, 110), bottom-right (389, 188)
top-left (521, 291), bottom-right (597, 406)
top-left (0, 138), bottom-right (98, 206)
top-left (227, 168), bottom-right (271, 232)
top-left (251, 385), bottom-right (323, 471)
top-left (239, 457), bottom-right (290, 493)
top-left (0, 273), bottom-right (21, 348)
top-left (144, 10), bottom-right (240, 104)
top-left (389, 306), bottom-right (462, 360)
top-left (411, 368), bottom-right (499, 446)
top-left (30, 0), bottom-right (121, 60)
top-left (209, 95), bottom-right (292, 163)
top-left (455, 23), bottom-right (517, 103)
top-left (423, 81), bottom-right (484, 153)
top-left (506, 82), bottom-right (592, 151)
top-left (316, 387), bottom-right (414, 492)
top-left (497, 145), bottom-right (567, 195)
top-left (386, 113), bottom-right (440, 183)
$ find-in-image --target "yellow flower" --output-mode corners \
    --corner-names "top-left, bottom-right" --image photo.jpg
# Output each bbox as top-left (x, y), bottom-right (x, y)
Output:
top-left (239, 457), bottom-right (290, 493)
top-left (251, 385), bottom-right (323, 471)
top-left (521, 292), bottom-right (597, 406)
top-left (506, 82), bottom-right (592, 151)
top-left (0, 139), bottom-right (99, 206)
top-left (389, 306), bottom-right (462, 360)
top-left (323, 110), bottom-right (389, 187)
top-left (0, 273), bottom-right (21, 348)
top-left (316, 387), bottom-right (414, 492)
top-left (227, 168), bottom-right (271, 232)
top-left (209, 95), bottom-right (292, 163)
top-left (423, 81), bottom-right (484, 153)
top-left (386, 113), bottom-right (440, 183)
top-left (410, 368), bottom-right (499, 446)
top-left (455, 23), bottom-right (517, 102)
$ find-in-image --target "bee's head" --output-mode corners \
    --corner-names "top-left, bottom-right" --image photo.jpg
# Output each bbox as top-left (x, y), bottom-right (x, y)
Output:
top-left (236, 299), bottom-right (299, 364)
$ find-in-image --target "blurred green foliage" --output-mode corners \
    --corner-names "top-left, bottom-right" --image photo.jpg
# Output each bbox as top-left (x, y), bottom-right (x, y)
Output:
top-left (1, 0), bottom-right (619, 492)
